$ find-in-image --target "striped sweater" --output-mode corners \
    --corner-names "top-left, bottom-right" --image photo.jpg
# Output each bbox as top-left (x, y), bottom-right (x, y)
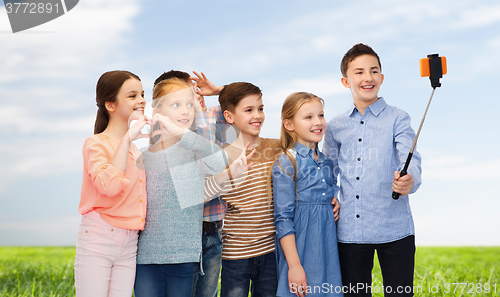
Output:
top-left (205, 138), bottom-right (282, 260)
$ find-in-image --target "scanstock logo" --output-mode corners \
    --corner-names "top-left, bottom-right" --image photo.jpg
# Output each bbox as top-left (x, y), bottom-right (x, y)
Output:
top-left (4, 0), bottom-right (79, 33)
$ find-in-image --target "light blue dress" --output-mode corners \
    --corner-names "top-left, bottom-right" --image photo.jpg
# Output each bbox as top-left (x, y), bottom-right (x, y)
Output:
top-left (273, 142), bottom-right (343, 296)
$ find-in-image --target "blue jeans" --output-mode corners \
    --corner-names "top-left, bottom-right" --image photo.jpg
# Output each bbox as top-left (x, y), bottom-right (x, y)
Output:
top-left (134, 262), bottom-right (196, 297)
top-left (220, 251), bottom-right (278, 297)
top-left (338, 235), bottom-right (415, 297)
top-left (192, 228), bottom-right (223, 297)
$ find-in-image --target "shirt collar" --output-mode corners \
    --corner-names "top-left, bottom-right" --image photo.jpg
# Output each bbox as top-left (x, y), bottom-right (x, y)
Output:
top-left (293, 142), bottom-right (324, 163)
top-left (349, 97), bottom-right (387, 117)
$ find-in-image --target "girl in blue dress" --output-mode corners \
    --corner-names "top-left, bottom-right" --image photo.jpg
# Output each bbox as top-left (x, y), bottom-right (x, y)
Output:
top-left (272, 92), bottom-right (344, 297)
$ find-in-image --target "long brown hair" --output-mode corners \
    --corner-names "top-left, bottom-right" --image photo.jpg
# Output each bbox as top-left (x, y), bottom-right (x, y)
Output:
top-left (267, 92), bottom-right (324, 204)
top-left (94, 70), bottom-right (141, 134)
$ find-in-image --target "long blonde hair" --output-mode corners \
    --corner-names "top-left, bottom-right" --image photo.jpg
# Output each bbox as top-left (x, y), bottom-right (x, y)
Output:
top-left (152, 77), bottom-right (190, 104)
top-left (150, 77), bottom-right (190, 144)
top-left (267, 92), bottom-right (325, 204)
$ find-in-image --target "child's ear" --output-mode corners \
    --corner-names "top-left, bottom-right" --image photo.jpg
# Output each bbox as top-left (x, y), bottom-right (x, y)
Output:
top-left (380, 74), bottom-right (385, 85)
top-left (223, 110), bottom-right (234, 124)
top-left (283, 119), bottom-right (294, 132)
top-left (341, 77), bottom-right (350, 88)
top-left (105, 101), bottom-right (116, 113)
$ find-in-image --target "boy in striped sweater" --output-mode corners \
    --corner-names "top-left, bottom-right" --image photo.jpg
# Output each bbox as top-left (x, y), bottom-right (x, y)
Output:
top-left (204, 82), bottom-right (281, 297)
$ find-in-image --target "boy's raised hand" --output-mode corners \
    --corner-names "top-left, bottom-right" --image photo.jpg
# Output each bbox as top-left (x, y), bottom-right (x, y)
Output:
top-left (228, 142), bottom-right (256, 179)
top-left (392, 171), bottom-right (414, 197)
top-left (191, 71), bottom-right (223, 96)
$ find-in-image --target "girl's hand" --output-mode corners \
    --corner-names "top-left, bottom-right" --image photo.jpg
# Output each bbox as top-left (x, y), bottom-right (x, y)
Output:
top-left (289, 264), bottom-right (308, 297)
top-left (190, 71), bottom-right (223, 96)
top-left (331, 196), bottom-right (340, 221)
top-left (228, 142), bottom-right (256, 179)
top-left (151, 113), bottom-right (184, 140)
top-left (128, 115), bottom-right (152, 142)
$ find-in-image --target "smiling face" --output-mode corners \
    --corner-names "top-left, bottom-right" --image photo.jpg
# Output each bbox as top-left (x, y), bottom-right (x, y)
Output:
top-left (224, 94), bottom-right (265, 138)
top-left (155, 87), bottom-right (195, 129)
top-left (109, 78), bottom-right (145, 122)
top-left (284, 99), bottom-right (325, 149)
top-left (341, 54), bottom-right (384, 111)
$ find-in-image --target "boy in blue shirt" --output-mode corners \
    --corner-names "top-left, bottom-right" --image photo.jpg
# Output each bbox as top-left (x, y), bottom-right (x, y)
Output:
top-left (323, 43), bottom-right (422, 297)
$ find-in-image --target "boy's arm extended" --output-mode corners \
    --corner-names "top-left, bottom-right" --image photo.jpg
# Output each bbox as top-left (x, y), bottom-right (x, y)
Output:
top-left (393, 112), bottom-right (422, 195)
top-left (191, 71), bottom-right (224, 96)
top-left (203, 144), bottom-right (256, 201)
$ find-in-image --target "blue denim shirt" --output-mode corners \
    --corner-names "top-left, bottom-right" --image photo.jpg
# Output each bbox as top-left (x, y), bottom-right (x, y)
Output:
top-left (273, 142), bottom-right (343, 296)
top-left (323, 97), bottom-right (422, 244)
top-left (273, 142), bottom-right (340, 239)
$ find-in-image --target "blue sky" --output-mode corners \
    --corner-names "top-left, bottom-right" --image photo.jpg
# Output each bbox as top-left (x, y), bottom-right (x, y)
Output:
top-left (0, 0), bottom-right (499, 246)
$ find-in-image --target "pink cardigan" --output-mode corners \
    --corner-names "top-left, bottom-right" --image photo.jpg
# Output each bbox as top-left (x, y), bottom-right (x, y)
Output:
top-left (79, 134), bottom-right (146, 230)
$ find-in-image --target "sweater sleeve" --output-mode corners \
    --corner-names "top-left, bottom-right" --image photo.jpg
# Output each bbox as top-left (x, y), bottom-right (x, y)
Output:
top-left (83, 137), bottom-right (131, 197)
top-left (178, 129), bottom-right (228, 175)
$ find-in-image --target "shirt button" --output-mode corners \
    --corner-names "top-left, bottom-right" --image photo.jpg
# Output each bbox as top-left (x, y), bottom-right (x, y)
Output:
top-left (142, 218), bottom-right (144, 222)
top-left (356, 177), bottom-right (360, 180)
top-left (356, 214), bottom-right (360, 218)
top-left (322, 179), bottom-right (325, 182)
top-left (358, 138), bottom-right (362, 142)
top-left (356, 195), bottom-right (360, 199)
top-left (357, 158), bottom-right (361, 161)
top-left (140, 199), bottom-right (143, 203)
top-left (137, 160), bottom-right (140, 164)
top-left (317, 167), bottom-right (320, 170)
top-left (139, 179), bottom-right (142, 182)
top-left (360, 121), bottom-right (364, 124)
top-left (322, 193), bottom-right (326, 196)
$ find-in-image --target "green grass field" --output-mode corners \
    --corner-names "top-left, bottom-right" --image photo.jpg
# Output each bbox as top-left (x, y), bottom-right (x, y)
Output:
top-left (1, 246), bottom-right (499, 296)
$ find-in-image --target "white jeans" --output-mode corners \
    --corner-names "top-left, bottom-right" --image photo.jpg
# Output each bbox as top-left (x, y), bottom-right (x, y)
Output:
top-left (74, 211), bottom-right (139, 297)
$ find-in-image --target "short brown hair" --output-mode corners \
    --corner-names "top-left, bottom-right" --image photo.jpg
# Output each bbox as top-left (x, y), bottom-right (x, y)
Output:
top-left (153, 70), bottom-right (191, 87)
top-left (218, 82), bottom-right (262, 113)
top-left (340, 43), bottom-right (382, 77)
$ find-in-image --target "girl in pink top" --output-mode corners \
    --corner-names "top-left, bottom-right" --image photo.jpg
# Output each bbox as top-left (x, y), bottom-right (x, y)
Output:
top-left (75, 70), bottom-right (152, 297)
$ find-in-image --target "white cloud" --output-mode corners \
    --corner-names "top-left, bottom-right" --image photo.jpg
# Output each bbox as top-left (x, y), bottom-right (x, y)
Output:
top-left (0, 135), bottom-right (83, 177)
top-left (262, 74), bottom-right (348, 107)
top-left (0, 0), bottom-right (141, 81)
top-left (0, 0), bottom-right (143, 188)
top-left (447, 3), bottom-right (500, 30)
top-left (176, 0), bottom-right (500, 81)
top-left (422, 154), bottom-right (499, 181)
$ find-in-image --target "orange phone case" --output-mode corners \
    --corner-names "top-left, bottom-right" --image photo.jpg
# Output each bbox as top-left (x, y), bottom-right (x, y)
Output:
top-left (420, 57), bottom-right (447, 77)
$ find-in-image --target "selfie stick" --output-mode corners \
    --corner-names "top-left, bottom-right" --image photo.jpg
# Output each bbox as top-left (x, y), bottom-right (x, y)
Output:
top-left (392, 54), bottom-right (447, 200)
